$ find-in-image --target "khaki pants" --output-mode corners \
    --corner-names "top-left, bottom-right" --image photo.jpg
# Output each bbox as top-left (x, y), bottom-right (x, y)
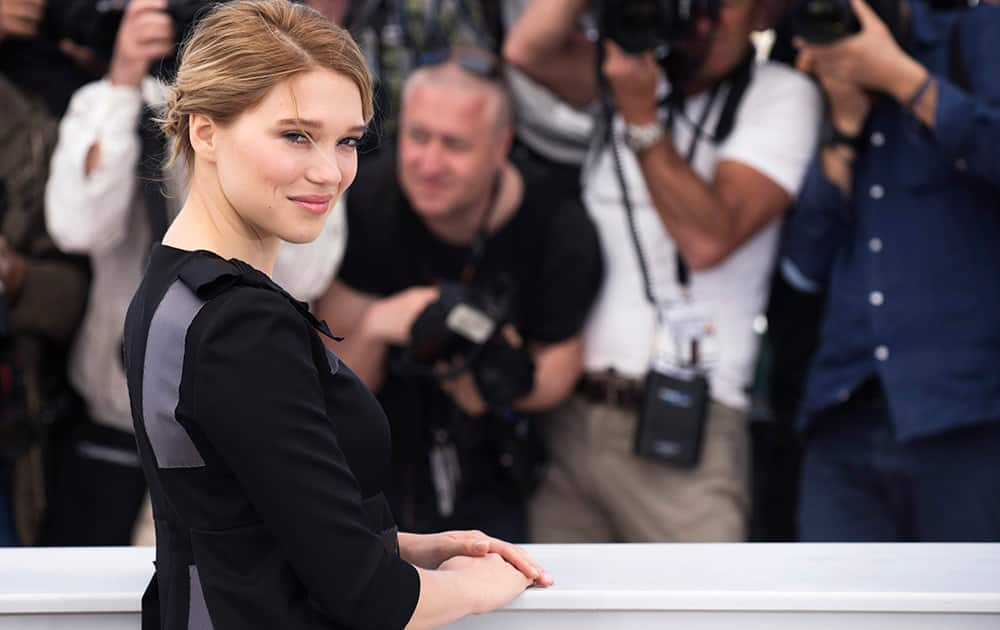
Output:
top-left (530, 393), bottom-right (750, 542)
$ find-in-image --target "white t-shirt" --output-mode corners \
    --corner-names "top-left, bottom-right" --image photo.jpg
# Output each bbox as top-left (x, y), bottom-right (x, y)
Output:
top-left (582, 60), bottom-right (821, 411)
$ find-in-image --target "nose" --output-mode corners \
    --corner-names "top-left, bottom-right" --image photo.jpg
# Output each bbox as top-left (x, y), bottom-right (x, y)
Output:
top-left (415, 139), bottom-right (447, 178)
top-left (305, 148), bottom-right (343, 189)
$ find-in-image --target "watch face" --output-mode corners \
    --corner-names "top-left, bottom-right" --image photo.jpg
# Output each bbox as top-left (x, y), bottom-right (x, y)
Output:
top-left (626, 122), bottom-right (664, 152)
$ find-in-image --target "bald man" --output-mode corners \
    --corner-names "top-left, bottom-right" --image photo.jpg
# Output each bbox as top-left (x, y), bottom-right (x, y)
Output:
top-left (317, 50), bottom-right (603, 542)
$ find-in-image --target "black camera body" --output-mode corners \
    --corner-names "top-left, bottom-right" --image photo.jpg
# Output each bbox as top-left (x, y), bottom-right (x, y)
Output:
top-left (788, 0), bottom-right (972, 44)
top-left (407, 279), bottom-right (535, 410)
top-left (596, 0), bottom-right (721, 54)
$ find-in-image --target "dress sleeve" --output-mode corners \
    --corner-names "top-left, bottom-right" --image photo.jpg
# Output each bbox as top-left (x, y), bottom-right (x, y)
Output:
top-left (191, 288), bottom-right (419, 630)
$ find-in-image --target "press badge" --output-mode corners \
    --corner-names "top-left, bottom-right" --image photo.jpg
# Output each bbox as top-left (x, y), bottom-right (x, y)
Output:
top-left (635, 301), bottom-right (716, 468)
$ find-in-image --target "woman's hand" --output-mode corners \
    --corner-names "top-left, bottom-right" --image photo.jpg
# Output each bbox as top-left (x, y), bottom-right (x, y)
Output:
top-left (438, 553), bottom-right (535, 615)
top-left (399, 531), bottom-right (553, 586)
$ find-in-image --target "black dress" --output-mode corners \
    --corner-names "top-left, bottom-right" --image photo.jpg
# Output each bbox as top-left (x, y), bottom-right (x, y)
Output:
top-left (122, 244), bottom-right (419, 630)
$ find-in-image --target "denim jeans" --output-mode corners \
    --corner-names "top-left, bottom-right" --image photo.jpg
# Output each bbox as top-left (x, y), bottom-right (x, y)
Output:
top-left (799, 389), bottom-right (1000, 542)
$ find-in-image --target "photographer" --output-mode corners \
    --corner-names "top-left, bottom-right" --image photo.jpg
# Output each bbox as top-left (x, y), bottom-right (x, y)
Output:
top-left (43, 0), bottom-right (350, 546)
top-left (0, 78), bottom-right (89, 548)
top-left (786, 0), bottom-right (1000, 541)
top-left (506, 0), bottom-right (820, 542)
top-left (317, 49), bottom-right (603, 542)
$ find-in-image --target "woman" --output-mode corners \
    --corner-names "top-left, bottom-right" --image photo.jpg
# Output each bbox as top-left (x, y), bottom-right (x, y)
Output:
top-left (122, 2), bottom-right (551, 629)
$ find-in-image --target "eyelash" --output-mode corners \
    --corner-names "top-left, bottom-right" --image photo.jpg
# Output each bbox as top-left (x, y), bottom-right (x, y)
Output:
top-left (282, 132), bottom-right (362, 149)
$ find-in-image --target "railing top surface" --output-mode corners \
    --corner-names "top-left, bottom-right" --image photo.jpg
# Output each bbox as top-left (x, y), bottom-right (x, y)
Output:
top-left (1, 543), bottom-right (998, 614)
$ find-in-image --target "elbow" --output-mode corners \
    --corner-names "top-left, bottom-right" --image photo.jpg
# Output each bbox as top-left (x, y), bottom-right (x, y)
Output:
top-left (502, 26), bottom-right (560, 73)
top-left (684, 240), bottom-right (732, 271)
top-left (501, 35), bottom-right (537, 72)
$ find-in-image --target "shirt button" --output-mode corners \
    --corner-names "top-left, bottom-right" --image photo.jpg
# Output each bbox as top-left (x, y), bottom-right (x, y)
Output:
top-left (874, 345), bottom-right (890, 361)
top-left (869, 237), bottom-right (883, 253)
top-left (869, 291), bottom-right (884, 306)
top-left (870, 132), bottom-right (885, 147)
top-left (955, 158), bottom-right (968, 172)
top-left (870, 185), bottom-right (885, 200)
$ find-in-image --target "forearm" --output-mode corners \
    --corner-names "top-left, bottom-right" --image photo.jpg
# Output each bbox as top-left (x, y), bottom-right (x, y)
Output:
top-left (405, 568), bottom-right (478, 630)
top-left (636, 143), bottom-right (739, 270)
top-left (885, 56), bottom-right (938, 130)
top-left (398, 533), bottom-right (440, 570)
top-left (515, 338), bottom-right (582, 413)
top-left (502, 0), bottom-right (596, 107)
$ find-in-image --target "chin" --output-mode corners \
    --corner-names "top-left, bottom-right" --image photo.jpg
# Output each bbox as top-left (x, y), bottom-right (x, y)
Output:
top-left (279, 223), bottom-right (325, 245)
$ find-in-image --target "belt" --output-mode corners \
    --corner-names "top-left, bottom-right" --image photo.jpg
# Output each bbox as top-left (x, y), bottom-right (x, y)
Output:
top-left (576, 371), bottom-right (644, 409)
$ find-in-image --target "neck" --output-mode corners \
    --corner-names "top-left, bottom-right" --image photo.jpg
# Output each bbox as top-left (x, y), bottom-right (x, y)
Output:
top-left (162, 166), bottom-right (280, 275)
top-left (422, 163), bottom-right (520, 246)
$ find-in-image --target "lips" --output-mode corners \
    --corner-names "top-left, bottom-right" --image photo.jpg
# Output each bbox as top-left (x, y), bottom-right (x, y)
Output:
top-left (288, 194), bottom-right (333, 216)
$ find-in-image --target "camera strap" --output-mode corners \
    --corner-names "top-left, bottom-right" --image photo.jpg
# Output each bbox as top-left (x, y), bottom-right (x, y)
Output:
top-left (607, 83), bottom-right (720, 312)
top-left (459, 169), bottom-right (503, 286)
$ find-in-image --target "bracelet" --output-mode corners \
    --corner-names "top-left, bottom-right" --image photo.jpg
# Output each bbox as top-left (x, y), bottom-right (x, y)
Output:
top-left (905, 73), bottom-right (934, 112)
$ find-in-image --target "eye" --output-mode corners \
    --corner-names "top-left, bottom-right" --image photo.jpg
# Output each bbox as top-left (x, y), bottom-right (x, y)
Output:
top-left (338, 136), bottom-right (363, 148)
top-left (283, 131), bottom-right (311, 145)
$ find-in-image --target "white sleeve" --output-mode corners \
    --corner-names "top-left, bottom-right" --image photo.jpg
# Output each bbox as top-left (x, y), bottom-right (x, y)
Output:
top-left (717, 63), bottom-right (823, 197)
top-left (273, 198), bottom-right (347, 303)
top-left (45, 79), bottom-right (145, 255)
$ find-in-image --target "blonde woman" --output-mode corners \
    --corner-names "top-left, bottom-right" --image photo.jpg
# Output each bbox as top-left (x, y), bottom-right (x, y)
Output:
top-left (122, 2), bottom-right (551, 629)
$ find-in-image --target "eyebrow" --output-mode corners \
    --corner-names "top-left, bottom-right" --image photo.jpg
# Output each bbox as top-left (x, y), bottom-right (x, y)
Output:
top-left (277, 118), bottom-right (367, 134)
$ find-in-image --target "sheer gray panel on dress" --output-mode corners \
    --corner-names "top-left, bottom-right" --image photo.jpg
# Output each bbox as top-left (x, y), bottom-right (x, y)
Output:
top-left (188, 565), bottom-right (215, 630)
top-left (143, 280), bottom-right (206, 468)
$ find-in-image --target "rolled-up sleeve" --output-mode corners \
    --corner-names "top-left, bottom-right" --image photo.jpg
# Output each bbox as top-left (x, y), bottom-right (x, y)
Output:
top-left (782, 156), bottom-right (852, 290)
top-left (930, 9), bottom-right (1000, 190)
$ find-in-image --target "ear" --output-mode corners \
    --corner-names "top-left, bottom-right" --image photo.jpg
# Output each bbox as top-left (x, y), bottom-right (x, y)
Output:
top-left (495, 126), bottom-right (514, 164)
top-left (188, 113), bottom-right (219, 164)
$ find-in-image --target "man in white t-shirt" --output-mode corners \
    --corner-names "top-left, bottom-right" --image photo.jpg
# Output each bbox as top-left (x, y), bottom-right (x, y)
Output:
top-left (507, 0), bottom-right (820, 542)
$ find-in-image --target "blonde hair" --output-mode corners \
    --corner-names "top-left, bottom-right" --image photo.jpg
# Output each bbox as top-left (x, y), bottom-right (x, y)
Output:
top-left (160, 0), bottom-right (373, 170)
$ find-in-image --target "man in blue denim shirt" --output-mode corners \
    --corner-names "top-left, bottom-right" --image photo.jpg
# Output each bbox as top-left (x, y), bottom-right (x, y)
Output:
top-left (785, 0), bottom-right (1000, 541)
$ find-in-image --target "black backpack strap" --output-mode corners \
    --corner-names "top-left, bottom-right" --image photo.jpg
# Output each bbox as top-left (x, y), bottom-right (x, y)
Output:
top-left (176, 254), bottom-right (340, 340)
top-left (713, 51), bottom-right (755, 145)
top-left (948, 13), bottom-right (972, 94)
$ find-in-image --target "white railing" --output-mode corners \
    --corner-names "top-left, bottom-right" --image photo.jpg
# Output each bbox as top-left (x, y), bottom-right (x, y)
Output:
top-left (1, 543), bottom-right (998, 629)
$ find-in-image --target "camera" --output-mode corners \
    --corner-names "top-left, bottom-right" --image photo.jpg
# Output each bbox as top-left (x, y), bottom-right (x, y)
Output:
top-left (406, 278), bottom-right (535, 410)
top-left (787, 0), bottom-right (901, 43)
top-left (46, 0), bottom-right (210, 61)
top-left (595, 0), bottom-right (721, 54)
top-left (787, 0), bottom-right (973, 44)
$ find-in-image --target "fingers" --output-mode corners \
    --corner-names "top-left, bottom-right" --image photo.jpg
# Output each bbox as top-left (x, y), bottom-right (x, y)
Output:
top-left (850, 0), bottom-right (879, 28)
top-left (488, 538), bottom-right (553, 586)
top-left (502, 324), bottom-right (523, 348)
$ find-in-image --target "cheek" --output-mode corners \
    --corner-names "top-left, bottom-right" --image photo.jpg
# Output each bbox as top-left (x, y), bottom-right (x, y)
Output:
top-left (339, 151), bottom-right (359, 189)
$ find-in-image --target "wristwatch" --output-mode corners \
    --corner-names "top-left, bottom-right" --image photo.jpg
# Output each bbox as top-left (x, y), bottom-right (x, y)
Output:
top-left (623, 120), bottom-right (665, 154)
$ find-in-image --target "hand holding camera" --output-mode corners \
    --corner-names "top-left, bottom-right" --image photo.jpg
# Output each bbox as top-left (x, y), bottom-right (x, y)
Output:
top-left (364, 286), bottom-right (441, 347)
top-left (108, 0), bottom-right (175, 87)
top-left (793, 0), bottom-right (929, 105)
top-left (602, 39), bottom-right (660, 125)
top-left (796, 46), bottom-right (871, 137)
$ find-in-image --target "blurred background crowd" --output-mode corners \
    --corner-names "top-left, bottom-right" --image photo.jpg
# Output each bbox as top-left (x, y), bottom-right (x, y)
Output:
top-left (1, 0), bottom-right (998, 549)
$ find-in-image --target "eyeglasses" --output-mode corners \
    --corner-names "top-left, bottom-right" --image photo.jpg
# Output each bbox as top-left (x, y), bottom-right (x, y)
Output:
top-left (417, 46), bottom-right (503, 81)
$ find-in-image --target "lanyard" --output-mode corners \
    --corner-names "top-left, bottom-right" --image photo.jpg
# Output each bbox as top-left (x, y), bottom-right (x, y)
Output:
top-left (610, 84), bottom-right (721, 314)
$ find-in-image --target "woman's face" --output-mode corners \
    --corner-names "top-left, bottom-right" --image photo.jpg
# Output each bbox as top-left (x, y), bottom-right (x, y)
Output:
top-left (212, 68), bottom-right (366, 244)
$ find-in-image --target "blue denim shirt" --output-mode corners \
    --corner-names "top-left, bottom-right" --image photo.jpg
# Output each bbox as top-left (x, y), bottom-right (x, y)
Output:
top-left (783, 2), bottom-right (1000, 441)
